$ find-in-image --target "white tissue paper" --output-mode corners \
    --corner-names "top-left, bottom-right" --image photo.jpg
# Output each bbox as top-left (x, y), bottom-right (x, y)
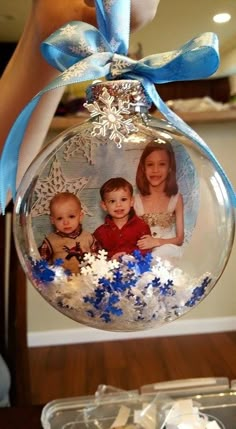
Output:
top-left (164, 399), bottom-right (222, 428)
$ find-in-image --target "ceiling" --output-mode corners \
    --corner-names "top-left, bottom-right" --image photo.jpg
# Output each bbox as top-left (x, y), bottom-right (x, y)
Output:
top-left (0, 0), bottom-right (236, 75)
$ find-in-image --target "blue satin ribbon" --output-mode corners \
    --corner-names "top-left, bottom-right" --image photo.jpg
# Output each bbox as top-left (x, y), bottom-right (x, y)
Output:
top-left (0, 0), bottom-right (235, 213)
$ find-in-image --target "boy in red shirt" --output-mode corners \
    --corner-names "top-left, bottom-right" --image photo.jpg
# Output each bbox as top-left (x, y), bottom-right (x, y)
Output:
top-left (94, 177), bottom-right (152, 260)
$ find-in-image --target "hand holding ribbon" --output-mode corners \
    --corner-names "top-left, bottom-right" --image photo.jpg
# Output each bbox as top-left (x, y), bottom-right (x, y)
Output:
top-left (0, 0), bottom-right (235, 213)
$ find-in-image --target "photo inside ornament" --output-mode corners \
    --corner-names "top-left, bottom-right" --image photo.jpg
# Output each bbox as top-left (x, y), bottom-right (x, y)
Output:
top-left (14, 80), bottom-right (235, 332)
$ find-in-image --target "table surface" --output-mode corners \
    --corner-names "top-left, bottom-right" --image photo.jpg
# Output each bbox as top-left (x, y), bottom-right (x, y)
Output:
top-left (0, 406), bottom-right (43, 429)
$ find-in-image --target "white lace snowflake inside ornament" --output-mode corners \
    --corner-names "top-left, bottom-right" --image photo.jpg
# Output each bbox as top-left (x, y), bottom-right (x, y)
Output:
top-left (14, 80), bottom-right (235, 332)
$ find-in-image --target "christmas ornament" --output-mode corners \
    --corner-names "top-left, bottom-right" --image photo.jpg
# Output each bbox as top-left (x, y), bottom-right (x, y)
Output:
top-left (13, 79), bottom-right (235, 331)
top-left (1, 0), bottom-right (235, 332)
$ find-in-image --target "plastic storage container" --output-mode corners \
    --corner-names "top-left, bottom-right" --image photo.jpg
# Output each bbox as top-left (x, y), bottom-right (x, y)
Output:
top-left (41, 379), bottom-right (236, 429)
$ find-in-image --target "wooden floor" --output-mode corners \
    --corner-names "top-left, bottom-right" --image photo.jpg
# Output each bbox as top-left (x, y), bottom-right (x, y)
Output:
top-left (29, 331), bottom-right (236, 405)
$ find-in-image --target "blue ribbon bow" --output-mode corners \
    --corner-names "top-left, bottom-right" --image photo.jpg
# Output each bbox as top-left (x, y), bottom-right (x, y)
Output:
top-left (0, 0), bottom-right (235, 213)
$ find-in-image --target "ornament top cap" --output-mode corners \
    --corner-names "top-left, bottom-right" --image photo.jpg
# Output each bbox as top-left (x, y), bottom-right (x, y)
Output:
top-left (86, 79), bottom-right (152, 108)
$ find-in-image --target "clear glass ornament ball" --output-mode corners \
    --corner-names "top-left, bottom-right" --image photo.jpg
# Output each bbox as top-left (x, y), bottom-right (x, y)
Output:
top-left (14, 80), bottom-right (235, 332)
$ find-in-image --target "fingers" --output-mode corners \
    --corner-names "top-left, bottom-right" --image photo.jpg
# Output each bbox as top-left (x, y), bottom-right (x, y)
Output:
top-left (137, 239), bottom-right (147, 249)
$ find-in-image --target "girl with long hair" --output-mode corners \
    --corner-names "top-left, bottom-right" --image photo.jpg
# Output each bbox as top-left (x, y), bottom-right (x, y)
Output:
top-left (134, 141), bottom-right (184, 259)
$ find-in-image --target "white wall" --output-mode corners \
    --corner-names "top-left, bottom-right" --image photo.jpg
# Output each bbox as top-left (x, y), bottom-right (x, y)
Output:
top-left (217, 48), bottom-right (236, 78)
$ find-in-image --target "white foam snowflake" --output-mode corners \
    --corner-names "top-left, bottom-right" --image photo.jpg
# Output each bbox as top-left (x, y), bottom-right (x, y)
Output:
top-left (84, 87), bottom-right (138, 147)
top-left (80, 250), bottom-right (120, 282)
top-left (31, 157), bottom-right (90, 217)
top-left (60, 24), bottom-right (78, 39)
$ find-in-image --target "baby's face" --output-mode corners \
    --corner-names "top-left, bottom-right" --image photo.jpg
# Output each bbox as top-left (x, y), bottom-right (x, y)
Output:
top-left (101, 187), bottom-right (134, 220)
top-left (50, 199), bottom-right (82, 234)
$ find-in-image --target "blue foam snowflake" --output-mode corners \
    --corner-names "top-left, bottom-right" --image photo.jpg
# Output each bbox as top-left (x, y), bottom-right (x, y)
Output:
top-left (185, 276), bottom-right (212, 307)
top-left (30, 258), bottom-right (56, 283)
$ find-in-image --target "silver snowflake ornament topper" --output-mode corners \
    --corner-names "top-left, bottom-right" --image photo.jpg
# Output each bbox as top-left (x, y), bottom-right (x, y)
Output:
top-left (84, 86), bottom-right (138, 147)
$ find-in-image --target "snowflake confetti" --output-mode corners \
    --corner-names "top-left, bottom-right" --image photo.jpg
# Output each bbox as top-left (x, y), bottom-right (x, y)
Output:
top-left (29, 248), bottom-right (213, 330)
top-left (84, 87), bottom-right (138, 146)
top-left (80, 250), bottom-right (212, 324)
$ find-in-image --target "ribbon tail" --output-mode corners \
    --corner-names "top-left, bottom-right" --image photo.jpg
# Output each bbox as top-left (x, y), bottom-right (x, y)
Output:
top-left (0, 54), bottom-right (112, 214)
top-left (95, 0), bottom-right (130, 54)
top-left (94, 0), bottom-right (108, 41)
top-left (0, 97), bottom-right (39, 213)
top-left (141, 79), bottom-right (236, 208)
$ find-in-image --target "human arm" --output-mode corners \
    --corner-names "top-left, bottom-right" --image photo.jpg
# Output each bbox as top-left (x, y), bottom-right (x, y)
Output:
top-left (0, 0), bottom-right (160, 193)
top-left (93, 227), bottom-right (105, 251)
top-left (129, 0), bottom-right (160, 33)
top-left (137, 194), bottom-right (184, 249)
top-left (111, 251), bottom-right (126, 260)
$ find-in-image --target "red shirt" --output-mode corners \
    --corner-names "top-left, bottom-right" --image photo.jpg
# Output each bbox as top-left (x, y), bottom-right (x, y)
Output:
top-left (94, 213), bottom-right (151, 259)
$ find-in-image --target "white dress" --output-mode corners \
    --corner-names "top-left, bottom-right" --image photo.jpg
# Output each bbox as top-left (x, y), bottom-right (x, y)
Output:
top-left (134, 193), bottom-right (183, 260)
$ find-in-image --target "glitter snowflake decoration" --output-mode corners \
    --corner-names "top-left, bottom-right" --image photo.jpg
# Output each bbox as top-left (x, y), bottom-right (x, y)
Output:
top-left (31, 157), bottom-right (90, 216)
top-left (84, 87), bottom-right (138, 147)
